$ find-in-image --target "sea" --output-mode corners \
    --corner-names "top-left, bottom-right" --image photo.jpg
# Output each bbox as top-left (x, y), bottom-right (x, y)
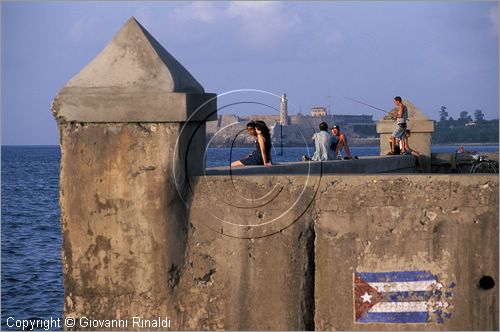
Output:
top-left (1, 144), bottom-right (498, 330)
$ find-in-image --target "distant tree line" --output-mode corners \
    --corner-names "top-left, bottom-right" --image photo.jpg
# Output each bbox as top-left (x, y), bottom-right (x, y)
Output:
top-left (433, 106), bottom-right (498, 143)
top-left (438, 106), bottom-right (486, 124)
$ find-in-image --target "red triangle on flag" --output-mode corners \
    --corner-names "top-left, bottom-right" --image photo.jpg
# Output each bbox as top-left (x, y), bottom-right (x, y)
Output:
top-left (354, 273), bottom-right (385, 321)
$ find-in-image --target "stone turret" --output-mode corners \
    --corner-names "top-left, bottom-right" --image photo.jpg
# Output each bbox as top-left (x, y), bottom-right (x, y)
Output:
top-left (53, 17), bottom-right (211, 123)
top-left (376, 99), bottom-right (434, 172)
top-left (52, 17), bottom-right (216, 327)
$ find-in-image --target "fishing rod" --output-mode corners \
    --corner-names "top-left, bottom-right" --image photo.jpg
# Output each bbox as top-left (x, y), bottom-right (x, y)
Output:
top-left (344, 96), bottom-right (410, 122)
top-left (344, 96), bottom-right (389, 114)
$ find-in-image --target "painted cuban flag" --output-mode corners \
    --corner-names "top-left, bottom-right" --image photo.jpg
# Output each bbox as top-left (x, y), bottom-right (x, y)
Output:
top-left (354, 271), bottom-right (448, 323)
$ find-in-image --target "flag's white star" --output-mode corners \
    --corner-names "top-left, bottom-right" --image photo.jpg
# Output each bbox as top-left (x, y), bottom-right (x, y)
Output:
top-left (361, 292), bottom-right (373, 303)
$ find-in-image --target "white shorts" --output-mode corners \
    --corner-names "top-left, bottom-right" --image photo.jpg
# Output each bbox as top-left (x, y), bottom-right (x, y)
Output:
top-left (392, 125), bottom-right (406, 140)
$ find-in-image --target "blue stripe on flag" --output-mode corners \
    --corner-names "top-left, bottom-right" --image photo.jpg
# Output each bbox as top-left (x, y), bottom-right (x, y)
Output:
top-left (356, 271), bottom-right (436, 283)
top-left (357, 312), bottom-right (429, 323)
top-left (382, 291), bottom-right (432, 302)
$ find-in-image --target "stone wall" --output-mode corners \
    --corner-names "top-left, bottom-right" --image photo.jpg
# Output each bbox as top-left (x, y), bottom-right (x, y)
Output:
top-left (182, 175), bottom-right (318, 329)
top-left (183, 174), bottom-right (498, 330)
top-left (57, 165), bottom-right (498, 330)
top-left (313, 175), bottom-right (498, 330)
top-left (59, 122), bottom-right (191, 326)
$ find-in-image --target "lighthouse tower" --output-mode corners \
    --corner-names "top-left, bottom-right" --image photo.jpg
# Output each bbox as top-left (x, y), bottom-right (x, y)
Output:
top-left (280, 92), bottom-right (289, 125)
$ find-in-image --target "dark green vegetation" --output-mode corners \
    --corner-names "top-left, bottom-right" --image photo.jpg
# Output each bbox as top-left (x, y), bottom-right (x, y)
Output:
top-left (433, 107), bottom-right (499, 143)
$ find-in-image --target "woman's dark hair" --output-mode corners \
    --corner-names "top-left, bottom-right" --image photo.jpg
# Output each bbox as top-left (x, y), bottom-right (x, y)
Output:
top-left (319, 122), bottom-right (328, 131)
top-left (246, 121), bottom-right (257, 129)
top-left (394, 96), bottom-right (402, 102)
top-left (254, 121), bottom-right (271, 139)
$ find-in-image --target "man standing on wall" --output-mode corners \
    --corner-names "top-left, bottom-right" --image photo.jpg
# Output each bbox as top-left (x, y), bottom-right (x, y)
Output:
top-left (387, 96), bottom-right (408, 155)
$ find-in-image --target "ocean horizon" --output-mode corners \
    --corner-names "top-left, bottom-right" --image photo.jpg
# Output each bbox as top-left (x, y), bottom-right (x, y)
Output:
top-left (1, 144), bottom-right (499, 330)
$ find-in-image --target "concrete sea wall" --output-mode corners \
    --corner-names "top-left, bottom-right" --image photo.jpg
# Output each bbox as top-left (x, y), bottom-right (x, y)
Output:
top-left (53, 17), bottom-right (498, 330)
top-left (58, 162), bottom-right (499, 329)
top-left (185, 174), bottom-right (498, 330)
top-left (312, 175), bottom-right (498, 330)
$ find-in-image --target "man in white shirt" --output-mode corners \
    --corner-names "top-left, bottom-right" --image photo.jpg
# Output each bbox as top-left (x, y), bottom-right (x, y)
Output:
top-left (311, 122), bottom-right (335, 161)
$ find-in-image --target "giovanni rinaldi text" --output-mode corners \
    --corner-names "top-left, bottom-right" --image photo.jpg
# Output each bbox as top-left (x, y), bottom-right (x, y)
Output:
top-left (6, 316), bottom-right (172, 330)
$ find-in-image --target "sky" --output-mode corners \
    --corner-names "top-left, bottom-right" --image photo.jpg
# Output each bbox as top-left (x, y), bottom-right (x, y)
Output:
top-left (1, 1), bottom-right (499, 145)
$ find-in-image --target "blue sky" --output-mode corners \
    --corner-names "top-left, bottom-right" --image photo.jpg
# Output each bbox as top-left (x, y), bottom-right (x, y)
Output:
top-left (1, 1), bottom-right (498, 145)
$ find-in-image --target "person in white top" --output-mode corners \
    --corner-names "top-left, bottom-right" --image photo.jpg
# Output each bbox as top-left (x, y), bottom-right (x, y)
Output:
top-left (311, 122), bottom-right (335, 161)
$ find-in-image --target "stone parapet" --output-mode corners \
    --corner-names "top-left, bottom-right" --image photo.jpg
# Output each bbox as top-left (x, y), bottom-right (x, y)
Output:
top-left (53, 90), bottom-right (216, 123)
top-left (206, 155), bottom-right (416, 176)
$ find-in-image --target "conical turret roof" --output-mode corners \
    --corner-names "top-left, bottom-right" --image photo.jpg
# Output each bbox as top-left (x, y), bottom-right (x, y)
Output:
top-left (53, 17), bottom-right (216, 123)
top-left (65, 17), bottom-right (204, 93)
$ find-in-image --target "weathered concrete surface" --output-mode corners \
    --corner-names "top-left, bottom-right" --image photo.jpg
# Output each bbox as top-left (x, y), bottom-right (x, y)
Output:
top-left (314, 175), bottom-right (498, 330)
top-left (180, 176), bottom-right (318, 329)
top-left (59, 138), bottom-right (498, 330)
top-left (59, 123), bottom-right (190, 329)
top-left (377, 100), bottom-right (434, 172)
top-left (181, 174), bottom-right (498, 330)
top-left (206, 155), bottom-right (416, 176)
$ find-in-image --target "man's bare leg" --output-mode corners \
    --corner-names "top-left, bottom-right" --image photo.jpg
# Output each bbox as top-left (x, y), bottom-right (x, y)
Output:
top-left (389, 136), bottom-right (396, 154)
top-left (342, 137), bottom-right (351, 157)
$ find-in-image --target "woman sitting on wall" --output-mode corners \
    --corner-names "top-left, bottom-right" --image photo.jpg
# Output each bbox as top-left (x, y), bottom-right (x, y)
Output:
top-left (231, 121), bottom-right (272, 167)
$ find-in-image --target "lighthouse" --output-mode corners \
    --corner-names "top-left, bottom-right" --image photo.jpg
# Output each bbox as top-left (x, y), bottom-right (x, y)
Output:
top-left (280, 92), bottom-right (289, 126)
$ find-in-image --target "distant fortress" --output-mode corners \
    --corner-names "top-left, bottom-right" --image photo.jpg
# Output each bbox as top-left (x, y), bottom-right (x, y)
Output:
top-left (206, 92), bottom-right (379, 147)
